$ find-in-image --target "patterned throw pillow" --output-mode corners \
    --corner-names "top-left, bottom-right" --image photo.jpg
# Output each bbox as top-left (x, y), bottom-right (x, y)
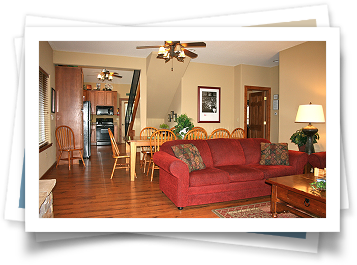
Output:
top-left (171, 144), bottom-right (206, 172)
top-left (259, 143), bottom-right (290, 166)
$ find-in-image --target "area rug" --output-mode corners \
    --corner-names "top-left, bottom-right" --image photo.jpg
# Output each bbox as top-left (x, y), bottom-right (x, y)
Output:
top-left (212, 201), bottom-right (299, 218)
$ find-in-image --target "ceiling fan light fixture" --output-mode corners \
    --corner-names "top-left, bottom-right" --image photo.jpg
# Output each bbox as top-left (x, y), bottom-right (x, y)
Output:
top-left (158, 46), bottom-right (166, 55)
top-left (163, 51), bottom-right (170, 59)
top-left (178, 50), bottom-right (185, 58)
top-left (174, 44), bottom-right (182, 53)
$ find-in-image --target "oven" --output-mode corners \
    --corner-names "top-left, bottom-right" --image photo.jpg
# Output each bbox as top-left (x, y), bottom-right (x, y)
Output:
top-left (96, 118), bottom-right (114, 146)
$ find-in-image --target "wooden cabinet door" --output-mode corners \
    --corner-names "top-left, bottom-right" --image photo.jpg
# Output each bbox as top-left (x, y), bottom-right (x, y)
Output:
top-left (112, 91), bottom-right (117, 112)
top-left (96, 91), bottom-right (105, 106)
top-left (86, 90), bottom-right (96, 114)
top-left (105, 91), bottom-right (113, 106)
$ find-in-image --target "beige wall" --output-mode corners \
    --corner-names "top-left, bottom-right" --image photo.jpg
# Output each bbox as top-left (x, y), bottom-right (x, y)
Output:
top-left (39, 41), bottom-right (56, 178)
top-left (180, 62), bottom-right (235, 135)
top-left (166, 82), bottom-right (182, 129)
top-left (279, 41), bottom-right (326, 151)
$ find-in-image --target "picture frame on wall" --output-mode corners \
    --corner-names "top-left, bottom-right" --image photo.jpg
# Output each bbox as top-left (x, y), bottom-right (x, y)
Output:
top-left (198, 86), bottom-right (221, 123)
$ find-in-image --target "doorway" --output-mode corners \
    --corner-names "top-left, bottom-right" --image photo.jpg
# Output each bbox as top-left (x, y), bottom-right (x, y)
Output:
top-left (244, 86), bottom-right (271, 140)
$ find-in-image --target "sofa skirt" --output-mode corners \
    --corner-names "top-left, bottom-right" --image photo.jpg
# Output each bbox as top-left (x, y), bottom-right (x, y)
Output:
top-left (160, 169), bottom-right (271, 208)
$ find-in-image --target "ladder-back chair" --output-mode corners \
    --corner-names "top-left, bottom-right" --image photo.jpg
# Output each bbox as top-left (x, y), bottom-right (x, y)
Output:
top-left (231, 128), bottom-right (246, 139)
top-left (108, 128), bottom-right (130, 179)
top-left (55, 125), bottom-right (85, 170)
top-left (139, 127), bottom-right (157, 173)
top-left (148, 129), bottom-right (176, 181)
top-left (184, 128), bottom-right (208, 140)
top-left (209, 128), bottom-right (231, 139)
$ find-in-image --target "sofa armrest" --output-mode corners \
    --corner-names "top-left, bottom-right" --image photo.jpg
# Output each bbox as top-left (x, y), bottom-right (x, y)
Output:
top-left (152, 151), bottom-right (190, 180)
top-left (153, 151), bottom-right (191, 208)
top-left (288, 150), bottom-right (308, 174)
top-left (308, 152), bottom-right (326, 169)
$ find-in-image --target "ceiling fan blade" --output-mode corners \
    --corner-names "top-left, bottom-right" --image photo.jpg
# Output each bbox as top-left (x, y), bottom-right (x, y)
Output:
top-left (136, 45), bottom-right (162, 49)
top-left (113, 75), bottom-right (122, 78)
top-left (183, 49), bottom-right (198, 59)
top-left (181, 42), bottom-right (206, 48)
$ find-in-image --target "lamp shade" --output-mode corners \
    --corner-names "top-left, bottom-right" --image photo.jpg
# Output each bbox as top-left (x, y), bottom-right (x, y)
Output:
top-left (295, 104), bottom-right (325, 123)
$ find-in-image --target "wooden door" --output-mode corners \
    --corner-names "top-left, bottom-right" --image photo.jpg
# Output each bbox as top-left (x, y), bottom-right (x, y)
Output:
top-left (248, 92), bottom-right (265, 138)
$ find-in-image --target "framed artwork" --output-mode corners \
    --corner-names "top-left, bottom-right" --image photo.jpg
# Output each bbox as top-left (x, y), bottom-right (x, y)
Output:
top-left (51, 88), bottom-right (56, 113)
top-left (198, 86), bottom-right (221, 123)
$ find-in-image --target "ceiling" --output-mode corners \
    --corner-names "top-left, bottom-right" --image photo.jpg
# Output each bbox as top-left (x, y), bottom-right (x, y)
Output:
top-left (48, 41), bottom-right (305, 68)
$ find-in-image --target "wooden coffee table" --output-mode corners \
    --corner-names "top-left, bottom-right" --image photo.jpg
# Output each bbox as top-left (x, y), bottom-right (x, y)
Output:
top-left (266, 173), bottom-right (326, 218)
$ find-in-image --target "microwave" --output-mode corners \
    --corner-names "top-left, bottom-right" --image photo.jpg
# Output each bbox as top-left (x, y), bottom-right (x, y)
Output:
top-left (96, 106), bottom-right (114, 115)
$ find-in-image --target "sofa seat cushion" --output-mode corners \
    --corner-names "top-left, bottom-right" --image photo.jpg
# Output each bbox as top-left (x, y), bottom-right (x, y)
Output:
top-left (216, 165), bottom-right (265, 183)
top-left (189, 167), bottom-right (230, 187)
top-left (249, 164), bottom-right (296, 179)
top-left (207, 139), bottom-right (246, 167)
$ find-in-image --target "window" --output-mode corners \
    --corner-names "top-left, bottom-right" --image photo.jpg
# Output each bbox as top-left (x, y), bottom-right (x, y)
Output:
top-left (39, 67), bottom-right (50, 150)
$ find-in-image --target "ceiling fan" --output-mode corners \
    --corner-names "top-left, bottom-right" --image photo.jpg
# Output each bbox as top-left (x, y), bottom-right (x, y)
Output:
top-left (136, 41), bottom-right (206, 63)
top-left (96, 69), bottom-right (122, 81)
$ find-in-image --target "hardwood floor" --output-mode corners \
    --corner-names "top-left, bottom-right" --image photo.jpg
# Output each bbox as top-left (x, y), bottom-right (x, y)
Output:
top-left (41, 144), bottom-right (270, 218)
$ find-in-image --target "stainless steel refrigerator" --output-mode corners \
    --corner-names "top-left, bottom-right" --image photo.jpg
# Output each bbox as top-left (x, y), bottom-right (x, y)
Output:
top-left (83, 101), bottom-right (91, 158)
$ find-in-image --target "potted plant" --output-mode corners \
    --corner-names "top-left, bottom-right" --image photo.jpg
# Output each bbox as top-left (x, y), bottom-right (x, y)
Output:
top-left (290, 128), bottom-right (320, 152)
top-left (159, 123), bottom-right (169, 129)
top-left (173, 114), bottom-right (194, 139)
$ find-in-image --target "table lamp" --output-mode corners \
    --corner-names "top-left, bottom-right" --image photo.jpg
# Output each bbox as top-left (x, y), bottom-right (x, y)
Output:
top-left (295, 102), bottom-right (325, 155)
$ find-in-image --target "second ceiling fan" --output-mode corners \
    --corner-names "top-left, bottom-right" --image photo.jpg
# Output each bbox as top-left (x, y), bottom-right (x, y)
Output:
top-left (97, 69), bottom-right (122, 82)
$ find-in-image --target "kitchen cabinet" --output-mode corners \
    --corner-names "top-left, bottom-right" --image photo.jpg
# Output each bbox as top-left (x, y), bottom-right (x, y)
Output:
top-left (86, 90), bottom-right (97, 114)
top-left (83, 90), bottom-right (117, 115)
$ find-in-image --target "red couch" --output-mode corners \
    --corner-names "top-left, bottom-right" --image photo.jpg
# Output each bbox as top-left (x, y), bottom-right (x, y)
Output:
top-left (153, 138), bottom-right (308, 210)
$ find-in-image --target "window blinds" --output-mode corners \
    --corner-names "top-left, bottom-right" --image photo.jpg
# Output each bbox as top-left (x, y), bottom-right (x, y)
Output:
top-left (39, 67), bottom-right (50, 149)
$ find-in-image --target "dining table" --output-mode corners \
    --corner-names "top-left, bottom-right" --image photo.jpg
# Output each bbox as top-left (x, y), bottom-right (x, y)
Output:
top-left (126, 139), bottom-right (152, 181)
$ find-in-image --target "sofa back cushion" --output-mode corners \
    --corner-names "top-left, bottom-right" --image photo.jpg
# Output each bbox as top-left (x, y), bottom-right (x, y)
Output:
top-left (207, 138), bottom-right (246, 167)
top-left (160, 140), bottom-right (214, 168)
top-left (238, 138), bottom-right (271, 164)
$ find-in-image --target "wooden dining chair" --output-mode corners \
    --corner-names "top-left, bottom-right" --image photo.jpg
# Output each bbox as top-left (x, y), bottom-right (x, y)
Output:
top-left (108, 128), bottom-right (130, 179)
top-left (55, 125), bottom-right (86, 170)
top-left (184, 128), bottom-right (208, 140)
top-left (139, 127), bottom-right (157, 173)
top-left (209, 128), bottom-right (231, 139)
top-left (148, 129), bottom-right (176, 181)
top-left (192, 126), bottom-right (206, 131)
top-left (231, 128), bottom-right (246, 139)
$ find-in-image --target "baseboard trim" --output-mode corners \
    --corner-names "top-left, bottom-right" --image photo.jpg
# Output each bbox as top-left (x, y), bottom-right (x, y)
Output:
top-left (39, 162), bottom-right (57, 179)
